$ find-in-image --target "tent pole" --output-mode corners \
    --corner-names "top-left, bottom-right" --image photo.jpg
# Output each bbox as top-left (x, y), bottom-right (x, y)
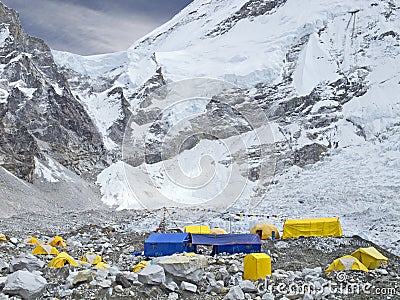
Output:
top-left (229, 214), bottom-right (232, 233)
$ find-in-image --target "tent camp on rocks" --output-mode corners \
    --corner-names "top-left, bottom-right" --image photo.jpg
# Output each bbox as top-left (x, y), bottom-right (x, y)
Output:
top-left (0, 210), bottom-right (399, 300)
top-left (0, 0), bottom-right (400, 298)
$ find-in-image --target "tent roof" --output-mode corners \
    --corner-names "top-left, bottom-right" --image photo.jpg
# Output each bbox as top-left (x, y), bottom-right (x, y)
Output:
top-left (353, 247), bottom-right (388, 260)
top-left (145, 233), bottom-right (190, 243)
top-left (191, 234), bottom-right (261, 245)
top-left (284, 217), bottom-right (340, 224)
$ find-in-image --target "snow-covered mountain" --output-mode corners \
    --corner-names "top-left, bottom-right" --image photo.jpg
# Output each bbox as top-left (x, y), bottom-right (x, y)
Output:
top-left (1, 0), bottom-right (399, 252)
top-left (53, 0), bottom-right (400, 252)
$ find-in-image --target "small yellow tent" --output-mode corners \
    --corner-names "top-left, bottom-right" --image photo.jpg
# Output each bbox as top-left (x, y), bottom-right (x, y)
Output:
top-left (0, 234), bottom-right (7, 242)
top-left (243, 253), bottom-right (272, 280)
top-left (49, 236), bottom-right (67, 248)
top-left (250, 223), bottom-right (280, 239)
top-left (48, 252), bottom-right (78, 268)
top-left (210, 227), bottom-right (228, 235)
top-left (282, 217), bottom-right (343, 239)
top-left (80, 252), bottom-right (107, 265)
top-left (133, 261), bottom-right (149, 273)
top-left (184, 225), bottom-right (210, 234)
top-left (25, 236), bottom-right (42, 245)
top-left (94, 262), bottom-right (109, 270)
top-left (32, 244), bottom-right (59, 255)
top-left (326, 255), bottom-right (369, 274)
top-left (351, 247), bottom-right (388, 269)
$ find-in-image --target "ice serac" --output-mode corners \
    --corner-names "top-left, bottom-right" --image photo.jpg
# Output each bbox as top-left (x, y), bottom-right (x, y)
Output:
top-left (0, 2), bottom-right (107, 182)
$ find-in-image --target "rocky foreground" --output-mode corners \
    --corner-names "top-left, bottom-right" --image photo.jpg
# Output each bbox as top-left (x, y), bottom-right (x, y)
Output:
top-left (0, 209), bottom-right (399, 300)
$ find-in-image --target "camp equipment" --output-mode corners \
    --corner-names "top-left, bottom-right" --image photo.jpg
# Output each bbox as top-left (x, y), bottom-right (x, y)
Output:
top-left (351, 247), bottom-right (388, 269)
top-left (244, 253), bottom-right (272, 280)
top-left (191, 234), bottom-right (261, 254)
top-left (144, 233), bottom-right (196, 257)
top-left (31, 244), bottom-right (59, 255)
top-left (184, 225), bottom-right (210, 234)
top-left (326, 255), bottom-right (369, 274)
top-left (48, 252), bottom-right (78, 268)
top-left (250, 223), bottom-right (280, 239)
top-left (283, 217), bottom-right (343, 239)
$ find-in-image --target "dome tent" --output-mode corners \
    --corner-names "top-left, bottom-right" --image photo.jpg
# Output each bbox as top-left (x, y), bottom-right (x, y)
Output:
top-left (250, 223), bottom-right (280, 239)
top-left (210, 227), bottom-right (228, 234)
top-left (326, 255), bottom-right (369, 274)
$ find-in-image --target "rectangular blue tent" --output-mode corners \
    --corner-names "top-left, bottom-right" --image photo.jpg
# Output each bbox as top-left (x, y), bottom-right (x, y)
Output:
top-left (191, 234), bottom-right (261, 254)
top-left (144, 233), bottom-right (196, 257)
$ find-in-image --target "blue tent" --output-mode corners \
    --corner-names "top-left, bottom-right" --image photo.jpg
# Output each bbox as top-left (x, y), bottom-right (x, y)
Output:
top-left (191, 234), bottom-right (261, 254)
top-left (144, 233), bottom-right (196, 257)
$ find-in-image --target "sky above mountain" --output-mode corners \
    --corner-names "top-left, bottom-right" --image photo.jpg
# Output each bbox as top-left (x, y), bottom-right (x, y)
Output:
top-left (1, 0), bottom-right (193, 55)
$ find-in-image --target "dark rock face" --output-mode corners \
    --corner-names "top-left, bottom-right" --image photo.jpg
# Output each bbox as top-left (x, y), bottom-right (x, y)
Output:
top-left (207, 0), bottom-right (287, 37)
top-left (0, 3), bottom-right (106, 181)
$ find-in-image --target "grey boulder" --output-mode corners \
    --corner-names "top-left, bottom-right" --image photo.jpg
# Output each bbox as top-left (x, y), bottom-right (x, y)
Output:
top-left (3, 270), bottom-right (47, 299)
top-left (137, 265), bottom-right (165, 285)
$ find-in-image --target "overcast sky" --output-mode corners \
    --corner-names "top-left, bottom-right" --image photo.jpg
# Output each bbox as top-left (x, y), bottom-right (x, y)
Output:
top-left (2, 0), bottom-right (193, 55)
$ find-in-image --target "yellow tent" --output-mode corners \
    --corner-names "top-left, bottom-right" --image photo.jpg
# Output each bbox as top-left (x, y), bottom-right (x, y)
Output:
top-left (243, 253), bottom-right (272, 280)
top-left (250, 223), bottom-right (280, 239)
top-left (326, 255), bottom-right (369, 274)
top-left (49, 236), bottom-right (67, 248)
top-left (184, 225), bottom-right (210, 234)
top-left (282, 217), bottom-right (343, 239)
top-left (210, 227), bottom-right (228, 235)
top-left (94, 262), bottom-right (109, 270)
top-left (133, 261), bottom-right (149, 273)
top-left (25, 236), bottom-right (42, 245)
top-left (351, 247), bottom-right (388, 269)
top-left (80, 252), bottom-right (107, 265)
top-left (0, 234), bottom-right (7, 242)
top-left (48, 252), bottom-right (78, 268)
top-left (31, 244), bottom-right (59, 255)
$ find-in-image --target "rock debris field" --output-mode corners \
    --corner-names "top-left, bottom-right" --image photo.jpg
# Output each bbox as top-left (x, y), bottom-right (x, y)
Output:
top-left (0, 209), bottom-right (399, 300)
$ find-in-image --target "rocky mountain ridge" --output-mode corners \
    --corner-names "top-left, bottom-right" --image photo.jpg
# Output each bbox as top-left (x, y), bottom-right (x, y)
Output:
top-left (0, 2), bottom-right (108, 183)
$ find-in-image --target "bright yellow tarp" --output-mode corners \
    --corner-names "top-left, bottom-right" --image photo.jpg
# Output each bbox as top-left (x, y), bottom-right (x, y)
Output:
top-left (49, 236), bottom-right (67, 248)
top-left (184, 225), bottom-right (210, 234)
top-left (243, 253), bottom-right (271, 280)
top-left (25, 236), bottom-right (42, 245)
top-left (80, 252), bottom-right (107, 265)
top-left (32, 244), bottom-right (59, 255)
top-left (48, 252), bottom-right (78, 268)
top-left (210, 227), bottom-right (228, 235)
top-left (282, 217), bottom-right (343, 239)
top-left (326, 255), bottom-right (369, 274)
top-left (94, 262), bottom-right (109, 270)
top-left (250, 223), bottom-right (280, 239)
top-left (351, 247), bottom-right (388, 269)
top-left (132, 261), bottom-right (149, 273)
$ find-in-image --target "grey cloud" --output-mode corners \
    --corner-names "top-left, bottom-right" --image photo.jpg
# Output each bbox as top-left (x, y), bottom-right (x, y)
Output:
top-left (1, 0), bottom-right (193, 55)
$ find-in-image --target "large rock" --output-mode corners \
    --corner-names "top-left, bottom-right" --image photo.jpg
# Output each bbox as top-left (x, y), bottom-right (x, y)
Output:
top-left (72, 270), bottom-right (96, 285)
top-left (116, 273), bottom-right (132, 288)
top-left (261, 293), bottom-right (275, 300)
top-left (180, 281), bottom-right (197, 293)
top-left (137, 265), bottom-right (165, 285)
top-left (0, 259), bottom-right (8, 272)
top-left (302, 267), bottom-right (322, 276)
top-left (154, 253), bottom-right (208, 283)
top-left (3, 270), bottom-right (47, 299)
top-left (9, 254), bottom-right (45, 272)
top-left (224, 286), bottom-right (245, 300)
top-left (239, 280), bottom-right (258, 293)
